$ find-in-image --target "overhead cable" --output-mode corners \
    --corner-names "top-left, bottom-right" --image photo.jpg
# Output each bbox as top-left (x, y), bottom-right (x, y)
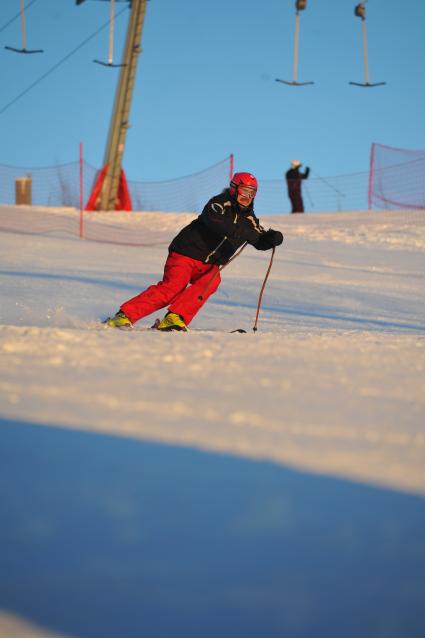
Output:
top-left (0, 4), bottom-right (128, 115)
top-left (0, 0), bottom-right (39, 35)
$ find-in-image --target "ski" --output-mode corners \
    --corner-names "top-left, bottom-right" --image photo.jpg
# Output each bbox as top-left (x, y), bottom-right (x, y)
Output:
top-left (149, 318), bottom-right (246, 333)
top-left (102, 318), bottom-right (247, 334)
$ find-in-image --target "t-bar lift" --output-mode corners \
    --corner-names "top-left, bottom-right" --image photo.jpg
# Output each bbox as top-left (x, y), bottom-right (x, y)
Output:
top-left (93, 0), bottom-right (126, 67)
top-left (5, 0), bottom-right (44, 54)
top-left (350, 2), bottom-right (386, 87)
top-left (276, 0), bottom-right (314, 87)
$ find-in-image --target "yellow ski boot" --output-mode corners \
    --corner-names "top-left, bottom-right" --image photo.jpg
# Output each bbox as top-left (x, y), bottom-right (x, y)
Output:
top-left (156, 312), bottom-right (187, 332)
top-left (104, 310), bottom-right (132, 329)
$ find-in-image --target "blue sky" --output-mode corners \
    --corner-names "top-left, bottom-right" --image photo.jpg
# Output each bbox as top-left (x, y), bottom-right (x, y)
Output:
top-left (0, 0), bottom-right (424, 182)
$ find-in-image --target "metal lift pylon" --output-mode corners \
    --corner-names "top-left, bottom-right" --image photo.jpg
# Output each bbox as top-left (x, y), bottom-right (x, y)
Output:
top-left (275, 0), bottom-right (314, 87)
top-left (349, 2), bottom-right (386, 87)
top-left (78, 0), bottom-right (148, 210)
top-left (5, 0), bottom-right (44, 54)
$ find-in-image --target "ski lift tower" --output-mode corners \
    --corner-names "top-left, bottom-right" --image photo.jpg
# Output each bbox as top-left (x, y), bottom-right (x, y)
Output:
top-left (77, 0), bottom-right (148, 210)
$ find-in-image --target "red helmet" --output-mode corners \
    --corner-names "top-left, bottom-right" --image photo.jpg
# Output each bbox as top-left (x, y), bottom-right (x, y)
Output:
top-left (230, 172), bottom-right (258, 198)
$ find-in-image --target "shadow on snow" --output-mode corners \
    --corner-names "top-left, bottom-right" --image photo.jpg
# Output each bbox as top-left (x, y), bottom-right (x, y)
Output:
top-left (0, 270), bottom-right (146, 295)
top-left (212, 298), bottom-right (425, 333)
top-left (1, 418), bottom-right (425, 638)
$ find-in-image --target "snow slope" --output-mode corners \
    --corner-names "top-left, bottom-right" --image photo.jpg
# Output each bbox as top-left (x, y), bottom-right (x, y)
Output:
top-left (1, 206), bottom-right (425, 638)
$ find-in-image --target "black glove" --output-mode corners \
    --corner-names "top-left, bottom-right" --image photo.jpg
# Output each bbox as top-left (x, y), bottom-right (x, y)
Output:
top-left (255, 229), bottom-right (284, 251)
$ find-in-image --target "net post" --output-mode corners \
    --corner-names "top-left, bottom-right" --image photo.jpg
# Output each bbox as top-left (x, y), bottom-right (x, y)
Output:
top-left (368, 142), bottom-right (375, 211)
top-left (79, 143), bottom-right (84, 239)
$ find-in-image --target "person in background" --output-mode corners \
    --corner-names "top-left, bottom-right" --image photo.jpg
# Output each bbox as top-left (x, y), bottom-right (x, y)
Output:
top-left (104, 172), bottom-right (283, 331)
top-left (286, 160), bottom-right (310, 213)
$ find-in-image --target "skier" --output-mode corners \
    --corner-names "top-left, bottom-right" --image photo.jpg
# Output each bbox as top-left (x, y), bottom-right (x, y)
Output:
top-left (285, 160), bottom-right (310, 213)
top-left (104, 172), bottom-right (283, 331)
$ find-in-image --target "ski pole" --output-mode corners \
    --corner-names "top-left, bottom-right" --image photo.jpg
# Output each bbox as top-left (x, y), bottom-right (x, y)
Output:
top-left (198, 242), bottom-right (248, 301)
top-left (253, 246), bottom-right (276, 332)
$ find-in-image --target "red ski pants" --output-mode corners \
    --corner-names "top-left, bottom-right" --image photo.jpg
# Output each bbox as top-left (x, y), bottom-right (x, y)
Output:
top-left (120, 251), bottom-right (221, 325)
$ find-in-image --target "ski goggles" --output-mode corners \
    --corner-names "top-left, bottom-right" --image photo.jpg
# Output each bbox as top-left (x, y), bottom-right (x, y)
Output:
top-left (238, 186), bottom-right (257, 199)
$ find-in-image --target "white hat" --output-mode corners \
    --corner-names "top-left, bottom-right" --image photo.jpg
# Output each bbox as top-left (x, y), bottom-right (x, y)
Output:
top-left (291, 160), bottom-right (302, 168)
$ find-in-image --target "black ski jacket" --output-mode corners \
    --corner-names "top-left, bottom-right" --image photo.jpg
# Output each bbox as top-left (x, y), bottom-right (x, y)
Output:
top-left (169, 190), bottom-right (271, 266)
top-left (286, 167), bottom-right (310, 195)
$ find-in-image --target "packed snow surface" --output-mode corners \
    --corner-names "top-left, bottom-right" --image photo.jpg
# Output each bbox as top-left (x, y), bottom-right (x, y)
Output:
top-left (1, 206), bottom-right (424, 494)
top-left (1, 206), bottom-right (424, 638)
